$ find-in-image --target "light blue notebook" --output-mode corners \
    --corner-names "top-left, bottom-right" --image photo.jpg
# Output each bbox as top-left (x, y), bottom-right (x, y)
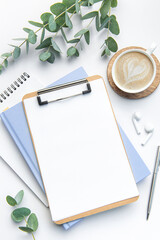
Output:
top-left (1, 67), bottom-right (150, 230)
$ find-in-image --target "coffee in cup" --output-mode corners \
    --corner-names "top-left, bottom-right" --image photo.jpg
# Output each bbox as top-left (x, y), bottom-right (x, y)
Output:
top-left (112, 47), bottom-right (157, 93)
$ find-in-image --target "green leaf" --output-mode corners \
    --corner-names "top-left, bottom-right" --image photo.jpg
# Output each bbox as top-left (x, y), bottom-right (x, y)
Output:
top-left (41, 12), bottom-right (52, 23)
top-left (39, 52), bottom-right (51, 61)
top-left (26, 40), bottom-right (29, 54)
top-left (75, 48), bottom-right (79, 57)
top-left (36, 37), bottom-right (51, 50)
top-left (68, 38), bottom-right (80, 43)
top-left (11, 212), bottom-right (24, 223)
top-left (4, 59), bottom-right (8, 68)
top-left (65, 12), bottom-right (73, 29)
top-left (28, 21), bottom-right (43, 27)
top-left (23, 28), bottom-right (32, 33)
top-left (28, 30), bottom-right (37, 44)
top-left (12, 208), bottom-right (31, 218)
top-left (49, 15), bottom-right (57, 31)
top-left (61, 28), bottom-right (68, 42)
top-left (55, 15), bottom-right (65, 27)
top-left (95, 13), bottom-right (100, 31)
top-left (74, 28), bottom-right (88, 37)
top-left (105, 37), bottom-right (118, 52)
top-left (101, 47), bottom-right (111, 57)
top-left (100, 0), bottom-right (111, 19)
top-left (27, 213), bottom-right (38, 232)
top-left (13, 47), bottom-right (21, 59)
top-left (75, 0), bottom-right (80, 13)
top-left (111, 0), bottom-right (117, 8)
top-left (51, 39), bottom-right (61, 53)
top-left (67, 46), bottom-right (77, 56)
top-left (6, 196), bottom-right (17, 206)
top-left (84, 30), bottom-right (90, 44)
top-left (40, 28), bottom-right (45, 43)
top-left (1, 52), bottom-right (12, 58)
top-left (19, 227), bottom-right (33, 233)
top-left (12, 38), bottom-right (26, 41)
top-left (82, 11), bottom-right (98, 20)
top-left (47, 52), bottom-right (55, 63)
top-left (99, 16), bottom-right (111, 31)
top-left (109, 18), bottom-right (120, 35)
top-left (50, 3), bottom-right (66, 15)
top-left (63, 0), bottom-right (76, 13)
top-left (11, 207), bottom-right (31, 223)
top-left (15, 190), bottom-right (24, 205)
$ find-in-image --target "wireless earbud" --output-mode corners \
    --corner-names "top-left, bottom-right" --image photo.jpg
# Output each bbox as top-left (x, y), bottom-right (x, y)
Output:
top-left (141, 123), bottom-right (154, 146)
top-left (132, 112), bottom-right (142, 135)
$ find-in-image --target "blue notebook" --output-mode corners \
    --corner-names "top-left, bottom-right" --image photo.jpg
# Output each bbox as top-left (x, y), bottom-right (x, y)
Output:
top-left (1, 67), bottom-right (150, 230)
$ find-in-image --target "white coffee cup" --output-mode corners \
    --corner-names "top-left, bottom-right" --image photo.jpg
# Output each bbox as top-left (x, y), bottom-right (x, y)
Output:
top-left (112, 43), bottom-right (157, 94)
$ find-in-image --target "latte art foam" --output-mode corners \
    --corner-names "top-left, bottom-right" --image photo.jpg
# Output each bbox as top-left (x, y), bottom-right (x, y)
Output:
top-left (115, 52), bottom-right (154, 91)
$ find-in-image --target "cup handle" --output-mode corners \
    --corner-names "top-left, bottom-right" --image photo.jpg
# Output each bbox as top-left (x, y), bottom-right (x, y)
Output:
top-left (146, 42), bottom-right (157, 55)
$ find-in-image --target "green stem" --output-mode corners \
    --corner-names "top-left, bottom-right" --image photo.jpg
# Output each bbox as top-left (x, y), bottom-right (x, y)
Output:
top-left (23, 217), bottom-right (36, 240)
top-left (0, 0), bottom-right (83, 67)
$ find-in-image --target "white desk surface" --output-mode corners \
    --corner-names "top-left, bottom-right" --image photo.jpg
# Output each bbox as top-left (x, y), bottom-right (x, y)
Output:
top-left (0, 0), bottom-right (160, 239)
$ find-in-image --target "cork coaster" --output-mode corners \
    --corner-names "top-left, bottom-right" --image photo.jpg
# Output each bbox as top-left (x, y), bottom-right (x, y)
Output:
top-left (107, 46), bottom-right (160, 99)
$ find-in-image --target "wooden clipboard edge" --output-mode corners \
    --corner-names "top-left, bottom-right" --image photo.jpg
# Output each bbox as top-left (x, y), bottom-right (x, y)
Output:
top-left (22, 75), bottom-right (139, 225)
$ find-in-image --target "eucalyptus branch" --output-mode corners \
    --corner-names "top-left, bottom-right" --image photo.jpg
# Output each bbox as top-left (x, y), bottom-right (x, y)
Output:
top-left (0, 0), bottom-right (119, 74)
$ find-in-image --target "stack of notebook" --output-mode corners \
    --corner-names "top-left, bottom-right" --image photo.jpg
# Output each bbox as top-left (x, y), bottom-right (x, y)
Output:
top-left (0, 67), bottom-right (150, 230)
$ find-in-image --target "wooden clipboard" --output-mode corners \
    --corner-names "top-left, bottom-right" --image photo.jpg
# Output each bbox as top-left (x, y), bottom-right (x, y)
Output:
top-left (22, 75), bottom-right (139, 224)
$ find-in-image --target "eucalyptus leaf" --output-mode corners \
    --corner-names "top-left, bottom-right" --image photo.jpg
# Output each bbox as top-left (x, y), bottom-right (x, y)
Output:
top-left (12, 38), bottom-right (26, 41)
top-left (75, 0), bottom-right (80, 13)
top-left (67, 46), bottom-right (77, 56)
top-left (19, 227), bottom-right (33, 233)
top-left (27, 213), bottom-right (38, 232)
top-left (84, 30), bottom-right (90, 44)
top-left (95, 13), bottom-right (100, 31)
top-left (4, 59), bottom-right (8, 68)
top-left (109, 18), bottom-right (120, 35)
top-left (50, 3), bottom-right (66, 15)
top-left (28, 21), bottom-right (43, 27)
top-left (26, 40), bottom-right (29, 54)
top-left (105, 37), bottom-right (118, 52)
top-left (65, 12), bottom-right (73, 29)
top-left (0, 65), bottom-right (3, 71)
top-left (111, 0), bottom-right (117, 8)
top-left (13, 47), bottom-right (21, 59)
top-left (49, 15), bottom-right (57, 31)
top-left (1, 53), bottom-right (12, 58)
top-left (28, 30), bottom-right (37, 44)
top-left (75, 48), bottom-right (79, 57)
top-left (36, 37), bottom-right (51, 50)
top-left (47, 52), bottom-right (55, 63)
top-left (82, 11), bottom-right (98, 20)
top-left (51, 39), bottom-right (61, 53)
top-left (68, 38), bottom-right (80, 43)
top-left (100, 0), bottom-right (111, 19)
top-left (11, 212), bottom-right (24, 223)
top-left (61, 28), bottom-right (68, 42)
top-left (12, 208), bottom-right (31, 218)
top-left (74, 28), bottom-right (88, 37)
top-left (40, 28), bottom-right (45, 43)
top-left (63, 0), bottom-right (76, 13)
top-left (23, 28), bottom-right (32, 33)
top-left (40, 12), bottom-right (52, 24)
top-left (39, 52), bottom-right (51, 61)
top-left (6, 196), bottom-right (17, 206)
top-left (15, 190), bottom-right (24, 205)
top-left (98, 16), bottom-right (111, 31)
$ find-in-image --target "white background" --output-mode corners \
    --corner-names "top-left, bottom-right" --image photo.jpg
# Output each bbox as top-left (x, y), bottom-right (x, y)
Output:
top-left (0, 0), bottom-right (160, 239)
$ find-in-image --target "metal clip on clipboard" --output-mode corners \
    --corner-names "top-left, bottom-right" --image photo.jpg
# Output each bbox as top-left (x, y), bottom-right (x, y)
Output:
top-left (37, 78), bottom-right (92, 106)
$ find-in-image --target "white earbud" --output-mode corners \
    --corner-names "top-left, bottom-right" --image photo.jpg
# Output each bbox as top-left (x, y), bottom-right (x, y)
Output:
top-left (132, 112), bottom-right (142, 135)
top-left (141, 123), bottom-right (154, 146)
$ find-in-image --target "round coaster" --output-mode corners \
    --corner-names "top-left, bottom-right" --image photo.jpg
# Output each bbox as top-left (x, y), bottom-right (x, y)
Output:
top-left (107, 46), bottom-right (160, 99)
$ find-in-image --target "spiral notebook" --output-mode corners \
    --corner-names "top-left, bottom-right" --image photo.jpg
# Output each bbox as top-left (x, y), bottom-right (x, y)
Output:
top-left (0, 72), bottom-right (48, 206)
